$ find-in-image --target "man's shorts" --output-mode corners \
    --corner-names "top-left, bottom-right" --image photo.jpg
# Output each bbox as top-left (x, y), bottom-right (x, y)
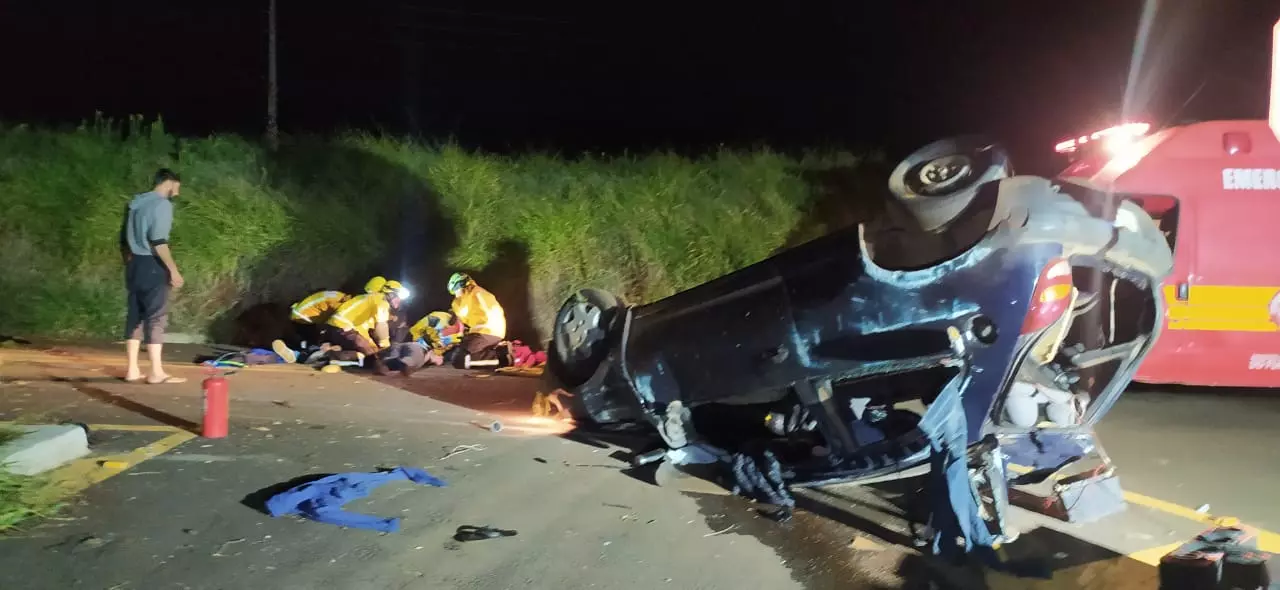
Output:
top-left (124, 255), bottom-right (170, 343)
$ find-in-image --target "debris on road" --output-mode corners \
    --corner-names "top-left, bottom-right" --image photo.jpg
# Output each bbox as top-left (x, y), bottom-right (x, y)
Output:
top-left (1159, 524), bottom-right (1274, 588)
top-left (666, 443), bottom-right (726, 466)
top-left (69, 534), bottom-right (115, 553)
top-left (849, 536), bottom-right (884, 552)
top-left (760, 507), bottom-right (794, 523)
top-left (562, 461), bottom-right (622, 470)
top-left (211, 537), bottom-right (246, 557)
top-left (264, 467), bottom-right (447, 533)
top-left (630, 448), bottom-right (666, 468)
top-left (453, 525), bottom-right (518, 542)
top-left (703, 524), bottom-right (738, 537)
top-left (531, 390), bottom-right (572, 420)
top-left (471, 420), bottom-right (502, 433)
top-left (440, 444), bottom-right (485, 460)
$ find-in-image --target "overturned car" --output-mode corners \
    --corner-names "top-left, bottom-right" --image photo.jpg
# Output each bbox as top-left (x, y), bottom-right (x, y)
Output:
top-left (546, 137), bottom-right (1174, 550)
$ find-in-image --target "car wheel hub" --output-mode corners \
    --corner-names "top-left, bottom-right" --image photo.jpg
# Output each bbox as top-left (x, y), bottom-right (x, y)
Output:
top-left (560, 301), bottom-right (603, 360)
top-left (916, 155), bottom-right (973, 195)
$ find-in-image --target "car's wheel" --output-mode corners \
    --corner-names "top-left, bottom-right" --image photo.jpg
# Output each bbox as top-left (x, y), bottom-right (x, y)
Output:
top-left (548, 288), bottom-right (623, 390)
top-left (888, 136), bottom-right (1011, 232)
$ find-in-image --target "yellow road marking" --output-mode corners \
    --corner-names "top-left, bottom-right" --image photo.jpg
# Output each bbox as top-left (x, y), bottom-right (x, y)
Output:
top-left (45, 427), bottom-right (196, 497)
top-left (81, 423), bottom-right (193, 432)
top-left (1122, 490), bottom-right (1215, 523)
top-left (1125, 543), bottom-right (1183, 567)
top-left (1124, 492), bottom-right (1280, 551)
top-left (0, 422), bottom-right (197, 500)
top-left (1008, 463), bottom-right (1280, 564)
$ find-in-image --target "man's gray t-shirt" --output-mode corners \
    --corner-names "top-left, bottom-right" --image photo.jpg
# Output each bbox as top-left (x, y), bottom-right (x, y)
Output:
top-left (122, 191), bottom-right (173, 256)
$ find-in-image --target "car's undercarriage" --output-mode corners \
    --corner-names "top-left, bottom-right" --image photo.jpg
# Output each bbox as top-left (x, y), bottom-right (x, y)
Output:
top-left (546, 136), bottom-right (1174, 557)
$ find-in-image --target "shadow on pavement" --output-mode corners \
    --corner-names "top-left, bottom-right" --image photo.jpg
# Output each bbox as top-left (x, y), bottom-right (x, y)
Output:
top-left (240, 473), bottom-right (336, 515)
top-left (65, 380), bottom-right (200, 433)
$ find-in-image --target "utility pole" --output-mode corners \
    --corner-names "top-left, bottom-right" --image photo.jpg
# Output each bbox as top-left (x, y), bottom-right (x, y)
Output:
top-left (266, 0), bottom-right (279, 152)
top-left (400, 4), bottom-right (422, 136)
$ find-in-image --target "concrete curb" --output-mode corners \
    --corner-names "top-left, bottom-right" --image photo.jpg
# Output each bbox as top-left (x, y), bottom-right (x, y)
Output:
top-left (0, 424), bottom-right (91, 476)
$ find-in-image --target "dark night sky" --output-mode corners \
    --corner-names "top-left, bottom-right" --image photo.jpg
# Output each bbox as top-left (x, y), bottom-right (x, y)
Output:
top-left (2, 1), bottom-right (1277, 173)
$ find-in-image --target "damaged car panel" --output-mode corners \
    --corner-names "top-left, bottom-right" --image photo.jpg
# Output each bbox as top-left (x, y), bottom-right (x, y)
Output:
top-left (546, 136), bottom-right (1174, 550)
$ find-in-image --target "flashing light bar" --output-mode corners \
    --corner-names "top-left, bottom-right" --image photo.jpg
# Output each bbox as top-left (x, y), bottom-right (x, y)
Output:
top-left (1053, 122), bottom-right (1152, 154)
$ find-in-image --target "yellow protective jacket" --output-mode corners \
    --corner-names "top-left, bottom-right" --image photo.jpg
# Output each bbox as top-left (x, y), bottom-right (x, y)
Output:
top-left (291, 290), bottom-right (349, 324)
top-left (451, 285), bottom-right (506, 339)
top-left (409, 311), bottom-right (456, 354)
top-left (327, 293), bottom-right (391, 348)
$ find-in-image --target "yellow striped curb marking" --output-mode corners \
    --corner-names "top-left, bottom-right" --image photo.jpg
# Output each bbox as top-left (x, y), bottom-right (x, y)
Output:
top-left (1007, 463), bottom-right (1280, 565)
top-left (0, 423), bottom-right (197, 499)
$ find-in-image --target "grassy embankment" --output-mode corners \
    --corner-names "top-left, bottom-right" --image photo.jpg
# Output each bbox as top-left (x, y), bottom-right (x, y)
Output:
top-left (0, 116), bottom-right (872, 343)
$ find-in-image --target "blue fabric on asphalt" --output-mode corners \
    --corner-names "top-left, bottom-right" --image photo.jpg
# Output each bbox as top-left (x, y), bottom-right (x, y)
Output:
top-left (265, 467), bottom-right (447, 532)
top-left (920, 375), bottom-right (1050, 578)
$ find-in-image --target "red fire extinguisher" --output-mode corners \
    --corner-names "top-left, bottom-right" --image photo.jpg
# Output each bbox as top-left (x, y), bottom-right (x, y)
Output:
top-left (201, 374), bottom-right (230, 439)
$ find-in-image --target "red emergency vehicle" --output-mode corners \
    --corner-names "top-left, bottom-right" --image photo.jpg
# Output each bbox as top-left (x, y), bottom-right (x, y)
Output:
top-left (1057, 120), bottom-right (1280, 387)
top-left (1049, 18), bottom-right (1280, 388)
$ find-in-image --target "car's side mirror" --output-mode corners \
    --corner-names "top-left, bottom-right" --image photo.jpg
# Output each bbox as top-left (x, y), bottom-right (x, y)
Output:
top-left (888, 136), bottom-right (1012, 232)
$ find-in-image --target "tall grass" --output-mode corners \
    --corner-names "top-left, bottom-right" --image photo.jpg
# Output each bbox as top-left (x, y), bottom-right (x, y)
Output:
top-left (0, 427), bottom-right (65, 533)
top-left (0, 116), bottom-right (865, 341)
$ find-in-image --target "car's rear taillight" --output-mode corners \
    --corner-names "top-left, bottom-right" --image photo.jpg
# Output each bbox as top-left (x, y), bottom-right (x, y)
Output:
top-left (1021, 258), bottom-right (1073, 334)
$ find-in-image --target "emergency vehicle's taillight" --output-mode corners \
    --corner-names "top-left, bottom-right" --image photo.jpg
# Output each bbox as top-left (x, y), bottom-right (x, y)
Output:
top-left (1021, 258), bottom-right (1073, 335)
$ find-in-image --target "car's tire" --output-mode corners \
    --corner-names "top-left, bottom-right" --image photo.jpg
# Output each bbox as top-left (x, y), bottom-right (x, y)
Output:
top-left (888, 136), bottom-right (1012, 232)
top-left (547, 288), bottom-right (623, 391)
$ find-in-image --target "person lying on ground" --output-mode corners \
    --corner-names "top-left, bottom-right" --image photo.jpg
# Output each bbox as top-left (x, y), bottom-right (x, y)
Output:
top-left (378, 311), bottom-right (465, 378)
top-left (269, 341), bottom-right (344, 365)
top-left (445, 272), bottom-right (507, 369)
top-left (325, 279), bottom-right (411, 375)
top-left (120, 168), bottom-right (186, 385)
top-left (380, 338), bottom-right (447, 378)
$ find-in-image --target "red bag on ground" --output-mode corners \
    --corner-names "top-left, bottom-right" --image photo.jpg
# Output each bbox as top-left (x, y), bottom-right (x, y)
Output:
top-left (507, 341), bottom-right (546, 368)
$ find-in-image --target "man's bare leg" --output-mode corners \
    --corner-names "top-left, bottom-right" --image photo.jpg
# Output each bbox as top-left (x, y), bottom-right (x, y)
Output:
top-left (147, 343), bottom-right (167, 381)
top-left (125, 339), bottom-right (143, 381)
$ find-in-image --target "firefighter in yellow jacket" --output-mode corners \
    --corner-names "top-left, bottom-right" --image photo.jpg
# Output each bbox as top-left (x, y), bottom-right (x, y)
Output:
top-left (409, 311), bottom-right (462, 356)
top-left (446, 273), bottom-right (506, 368)
top-left (326, 279), bottom-right (410, 374)
top-left (291, 290), bottom-right (349, 324)
top-left (290, 277), bottom-right (387, 325)
top-left (286, 277), bottom-right (387, 347)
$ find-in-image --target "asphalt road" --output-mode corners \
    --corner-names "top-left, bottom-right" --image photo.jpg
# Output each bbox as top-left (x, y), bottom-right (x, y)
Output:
top-left (0, 344), bottom-right (1277, 589)
top-left (1097, 387), bottom-right (1280, 532)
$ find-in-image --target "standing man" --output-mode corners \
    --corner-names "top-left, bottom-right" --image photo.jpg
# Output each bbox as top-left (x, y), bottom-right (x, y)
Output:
top-left (119, 169), bottom-right (186, 384)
